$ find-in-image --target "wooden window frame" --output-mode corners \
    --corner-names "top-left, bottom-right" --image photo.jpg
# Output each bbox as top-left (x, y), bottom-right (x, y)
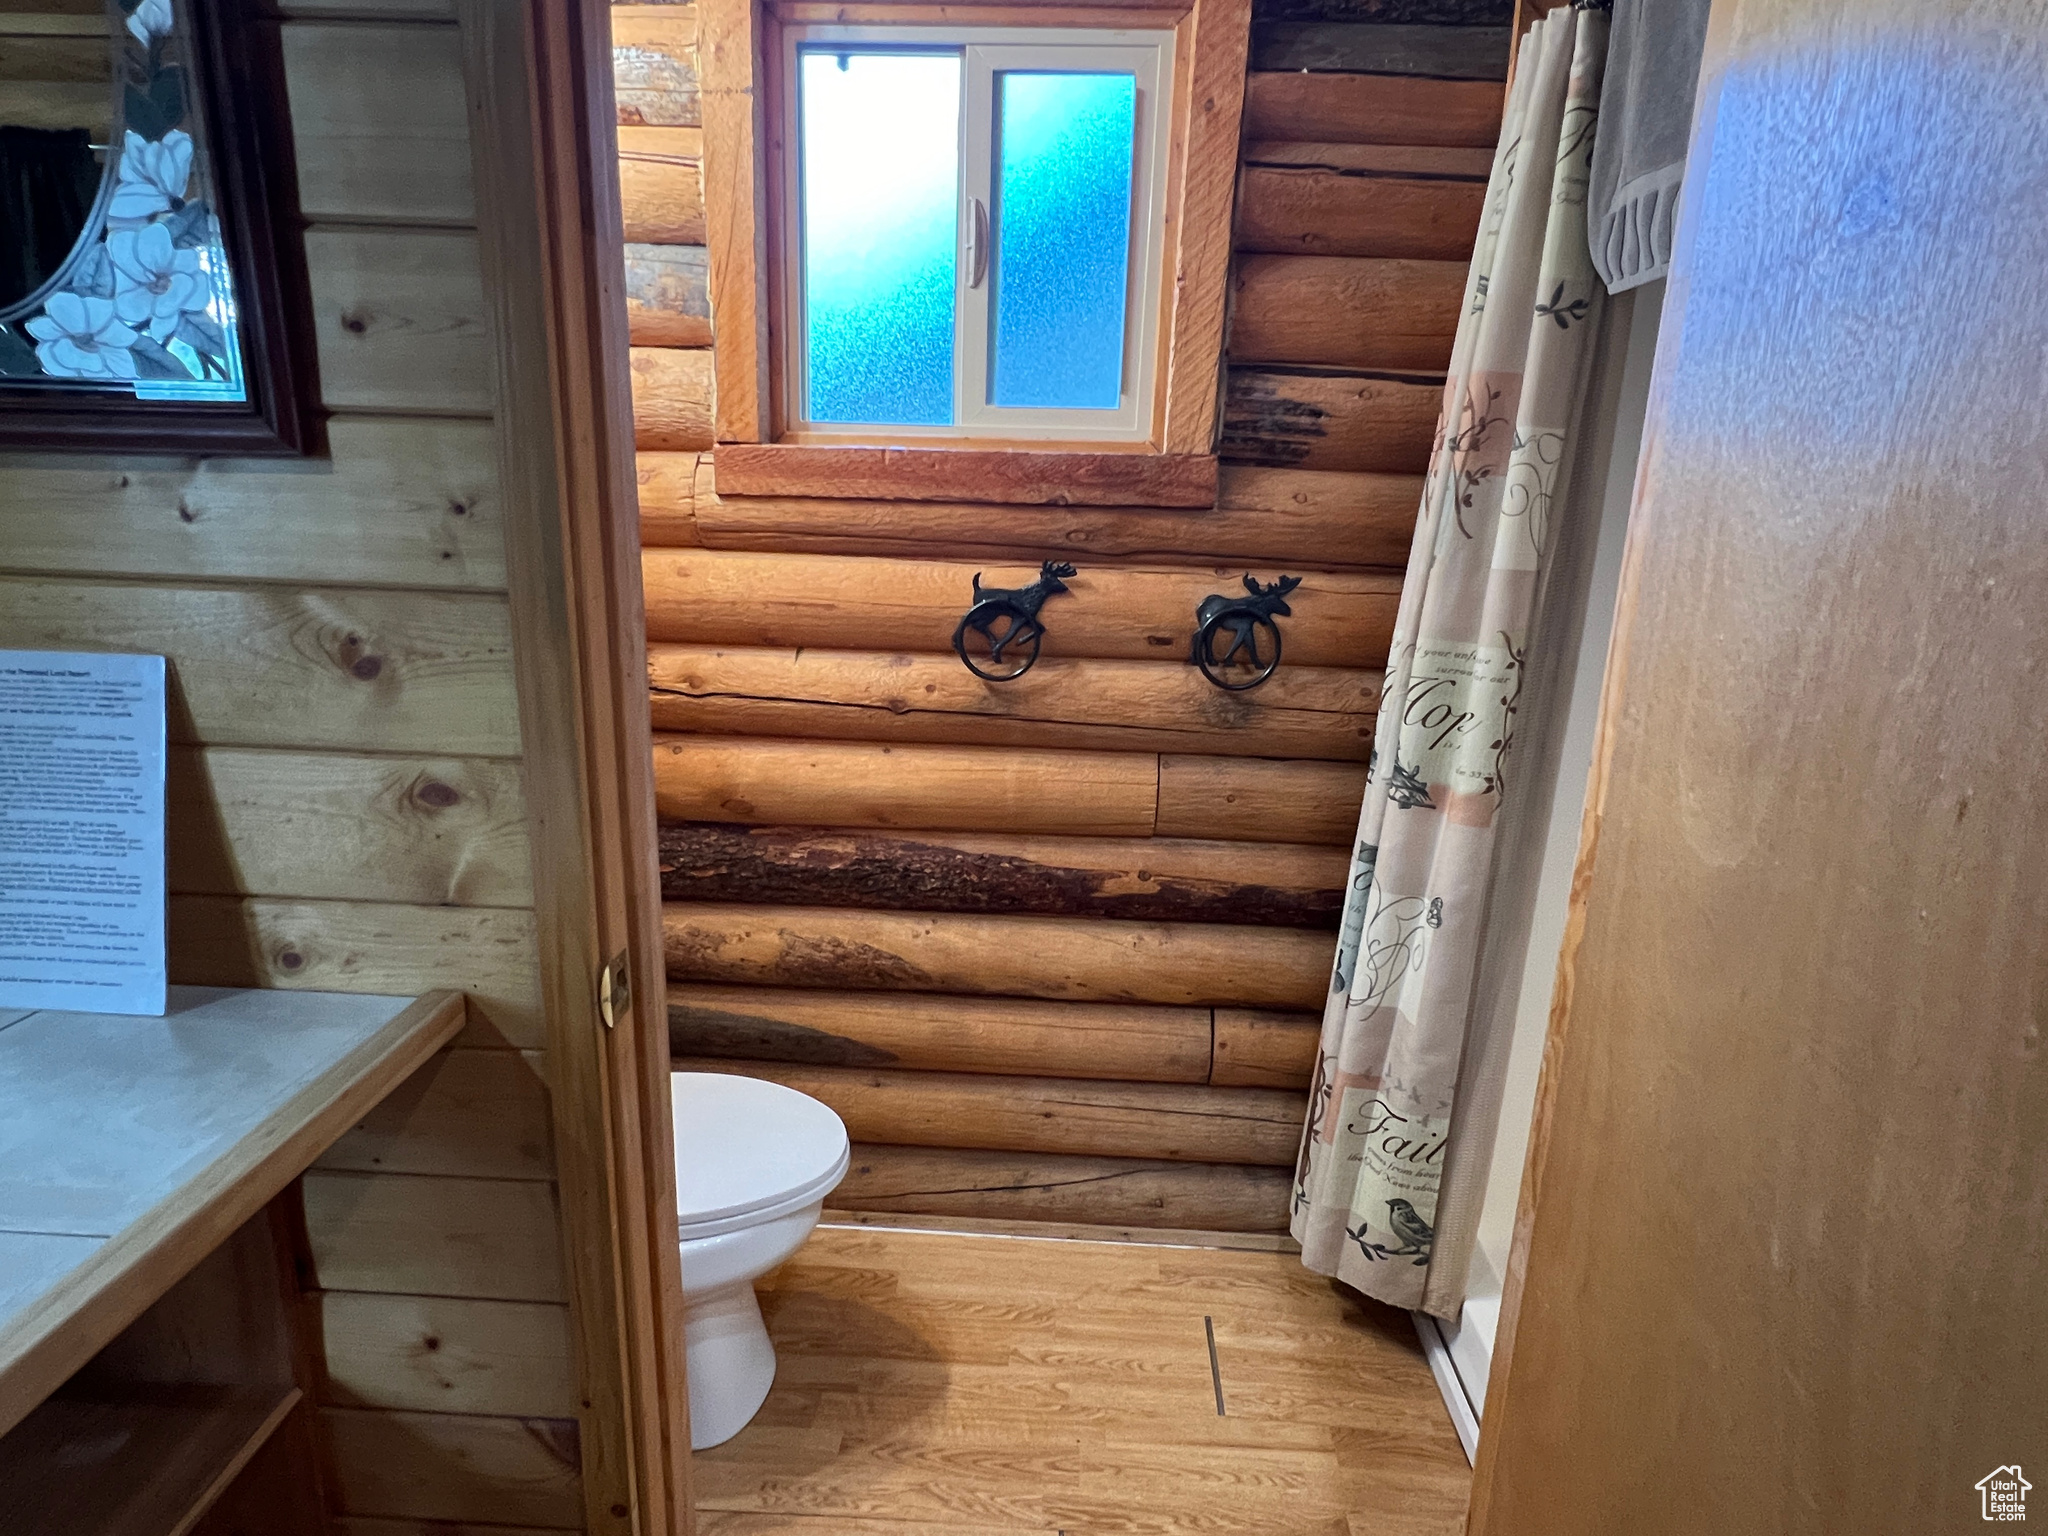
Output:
top-left (777, 25), bottom-right (1174, 446)
top-left (700, 0), bottom-right (1252, 507)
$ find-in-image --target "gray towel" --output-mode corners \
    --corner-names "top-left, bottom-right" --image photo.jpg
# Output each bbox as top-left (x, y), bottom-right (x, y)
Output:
top-left (1586, 0), bottom-right (1711, 292)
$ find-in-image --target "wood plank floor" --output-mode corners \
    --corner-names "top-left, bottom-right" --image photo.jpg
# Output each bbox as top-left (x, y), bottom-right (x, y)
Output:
top-left (694, 1225), bottom-right (1472, 1535)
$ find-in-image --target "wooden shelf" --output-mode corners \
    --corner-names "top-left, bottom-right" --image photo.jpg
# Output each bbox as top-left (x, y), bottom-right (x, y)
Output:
top-left (0, 987), bottom-right (466, 1436)
top-left (0, 1384), bottom-right (300, 1536)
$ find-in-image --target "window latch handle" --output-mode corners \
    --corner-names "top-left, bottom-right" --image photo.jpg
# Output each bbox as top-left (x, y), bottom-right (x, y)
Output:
top-left (967, 197), bottom-right (989, 289)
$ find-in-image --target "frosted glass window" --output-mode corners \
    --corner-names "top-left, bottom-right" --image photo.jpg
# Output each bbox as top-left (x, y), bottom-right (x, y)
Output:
top-left (799, 50), bottom-right (961, 425)
top-left (989, 71), bottom-right (1136, 410)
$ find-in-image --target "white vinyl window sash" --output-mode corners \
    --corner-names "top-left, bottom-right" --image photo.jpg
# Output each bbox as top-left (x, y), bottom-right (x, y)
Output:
top-left (780, 24), bottom-right (1173, 443)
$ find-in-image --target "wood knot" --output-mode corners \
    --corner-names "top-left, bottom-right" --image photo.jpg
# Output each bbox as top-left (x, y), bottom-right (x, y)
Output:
top-left (422, 1335), bottom-right (441, 1351)
top-left (340, 311), bottom-right (369, 334)
top-left (350, 654), bottom-right (383, 680)
top-left (277, 949), bottom-right (305, 971)
top-left (448, 500), bottom-right (469, 517)
top-left (415, 779), bottom-right (460, 809)
top-left (176, 499), bottom-right (196, 523)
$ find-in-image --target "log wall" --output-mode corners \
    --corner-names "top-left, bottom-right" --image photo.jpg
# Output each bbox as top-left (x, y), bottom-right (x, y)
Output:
top-left (0, 13), bottom-right (584, 1530)
top-left (619, 0), bottom-right (1500, 1234)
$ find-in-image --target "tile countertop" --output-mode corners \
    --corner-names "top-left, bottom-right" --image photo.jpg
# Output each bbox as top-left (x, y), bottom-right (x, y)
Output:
top-left (0, 985), bottom-right (464, 1436)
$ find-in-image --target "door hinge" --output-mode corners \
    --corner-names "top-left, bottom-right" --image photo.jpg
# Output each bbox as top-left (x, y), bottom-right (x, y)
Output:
top-left (598, 950), bottom-right (630, 1030)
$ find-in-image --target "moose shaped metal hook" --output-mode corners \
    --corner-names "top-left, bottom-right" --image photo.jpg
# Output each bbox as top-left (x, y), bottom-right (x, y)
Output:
top-left (1191, 574), bottom-right (1302, 690)
top-left (953, 560), bottom-right (1077, 681)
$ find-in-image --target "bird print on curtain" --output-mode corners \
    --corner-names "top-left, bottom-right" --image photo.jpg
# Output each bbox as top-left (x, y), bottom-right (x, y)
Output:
top-left (1292, 3), bottom-right (1611, 1319)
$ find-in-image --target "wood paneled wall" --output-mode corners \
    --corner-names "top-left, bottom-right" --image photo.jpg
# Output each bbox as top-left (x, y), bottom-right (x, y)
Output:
top-left (0, 10), bottom-right (585, 1531)
top-left (622, 0), bottom-right (1502, 1232)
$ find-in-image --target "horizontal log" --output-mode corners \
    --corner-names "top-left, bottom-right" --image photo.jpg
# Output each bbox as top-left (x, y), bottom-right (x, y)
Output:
top-left (618, 123), bottom-right (703, 243)
top-left (1253, 0), bottom-right (1512, 30)
top-left (641, 452), bottom-right (1421, 569)
top-left (624, 243), bottom-right (710, 348)
top-left (645, 644), bottom-right (1379, 761)
top-left (668, 985), bottom-right (1212, 1082)
top-left (1231, 255), bottom-right (1464, 372)
top-left (611, 3), bottom-right (698, 126)
top-left (1221, 367), bottom-right (1443, 473)
top-left (1250, 20), bottom-right (1510, 77)
top-left (641, 548), bottom-right (1399, 666)
top-left (1214, 465), bottom-right (1419, 566)
top-left (630, 345), bottom-right (714, 450)
top-left (712, 444), bottom-right (1220, 510)
top-left (673, 1059), bottom-right (1308, 1164)
top-left (1242, 70), bottom-right (1503, 147)
top-left (834, 1143), bottom-right (1293, 1231)
top-left (1212, 1009), bottom-right (1323, 1089)
top-left (652, 734), bottom-right (1160, 836)
top-left (656, 823), bottom-right (1347, 927)
top-left (1243, 139), bottom-right (1494, 178)
top-left (1156, 754), bottom-right (1368, 845)
top-left (635, 450), bottom-right (706, 545)
top-left (1237, 165), bottom-right (1487, 261)
top-left (661, 903), bottom-right (1332, 1009)
top-left (651, 735), bottom-right (1366, 844)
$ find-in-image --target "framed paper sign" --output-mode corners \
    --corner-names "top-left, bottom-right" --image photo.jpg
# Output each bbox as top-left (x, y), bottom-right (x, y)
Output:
top-left (0, 651), bottom-right (168, 1016)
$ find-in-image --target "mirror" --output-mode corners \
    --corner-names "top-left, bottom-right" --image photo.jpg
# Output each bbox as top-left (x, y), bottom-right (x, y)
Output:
top-left (0, 1), bottom-right (109, 315)
top-left (0, 0), bottom-right (319, 454)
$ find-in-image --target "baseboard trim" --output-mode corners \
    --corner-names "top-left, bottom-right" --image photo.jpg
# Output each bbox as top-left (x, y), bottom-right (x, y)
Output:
top-left (1414, 1311), bottom-right (1481, 1464)
top-left (820, 1208), bottom-right (1302, 1253)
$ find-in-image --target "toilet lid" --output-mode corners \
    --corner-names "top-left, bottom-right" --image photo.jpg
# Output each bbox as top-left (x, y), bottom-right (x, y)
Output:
top-left (671, 1072), bottom-right (849, 1231)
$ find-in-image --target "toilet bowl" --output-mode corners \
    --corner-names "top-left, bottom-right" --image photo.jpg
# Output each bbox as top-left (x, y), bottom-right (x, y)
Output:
top-left (671, 1071), bottom-right (849, 1449)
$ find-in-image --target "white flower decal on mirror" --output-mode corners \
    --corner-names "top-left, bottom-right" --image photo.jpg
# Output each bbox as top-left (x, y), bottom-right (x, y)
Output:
top-left (0, 0), bottom-right (244, 396)
top-left (24, 294), bottom-right (142, 381)
top-left (126, 0), bottom-right (172, 45)
top-left (109, 223), bottom-right (208, 340)
top-left (108, 130), bottom-right (195, 221)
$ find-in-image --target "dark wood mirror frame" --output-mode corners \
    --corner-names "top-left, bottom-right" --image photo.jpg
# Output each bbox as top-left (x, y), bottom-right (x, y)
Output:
top-left (0, 0), bottom-right (321, 457)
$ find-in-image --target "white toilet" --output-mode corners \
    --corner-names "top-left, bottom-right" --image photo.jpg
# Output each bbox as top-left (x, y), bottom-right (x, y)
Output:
top-left (671, 1070), bottom-right (849, 1449)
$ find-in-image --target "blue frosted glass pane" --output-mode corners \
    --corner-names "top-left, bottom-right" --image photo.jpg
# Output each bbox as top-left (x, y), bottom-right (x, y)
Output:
top-left (991, 72), bottom-right (1135, 410)
top-left (800, 51), bottom-right (959, 426)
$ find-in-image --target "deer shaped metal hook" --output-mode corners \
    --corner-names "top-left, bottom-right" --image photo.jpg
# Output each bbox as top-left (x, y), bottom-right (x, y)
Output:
top-left (953, 560), bottom-right (1077, 681)
top-left (1191, 574), bottom-right (1301, 690)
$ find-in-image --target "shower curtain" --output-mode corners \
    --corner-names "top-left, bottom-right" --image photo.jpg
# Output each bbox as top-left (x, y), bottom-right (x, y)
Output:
top-left (1291, 3), bottom-right (1610, 1319)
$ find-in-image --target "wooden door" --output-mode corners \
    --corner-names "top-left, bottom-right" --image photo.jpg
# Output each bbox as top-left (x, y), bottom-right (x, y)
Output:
top-left (1469, 0), bottom-right (2048, 1530)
